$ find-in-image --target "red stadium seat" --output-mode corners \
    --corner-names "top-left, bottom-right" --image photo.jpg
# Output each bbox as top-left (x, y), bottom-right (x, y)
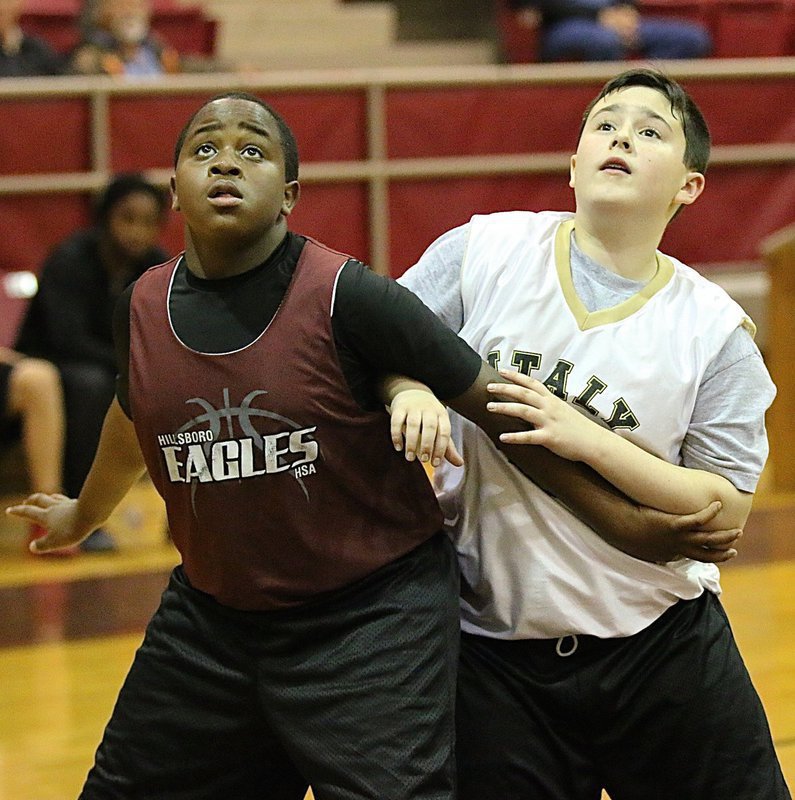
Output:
top-left (708, 0), bottom-right (794, 57)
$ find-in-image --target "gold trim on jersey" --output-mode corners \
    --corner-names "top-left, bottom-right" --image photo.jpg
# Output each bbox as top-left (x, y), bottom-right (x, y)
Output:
top-left (555, 219), bottom-right (675, 331)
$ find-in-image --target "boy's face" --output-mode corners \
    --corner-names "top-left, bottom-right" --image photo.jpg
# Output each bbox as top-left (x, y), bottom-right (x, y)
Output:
top-left (570, 85), bottom-right (704, 220)
top-left (171, 98), bottom-right (298, 245)
top-left (98, 0), bottom-right (150, 42)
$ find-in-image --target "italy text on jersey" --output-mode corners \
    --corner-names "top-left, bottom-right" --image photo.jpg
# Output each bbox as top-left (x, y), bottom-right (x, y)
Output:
top-left (487, 351), bottom-right (639, 431)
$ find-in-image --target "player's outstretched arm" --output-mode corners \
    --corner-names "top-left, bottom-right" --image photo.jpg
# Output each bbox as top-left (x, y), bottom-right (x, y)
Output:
top-left (6, 398), bottom-right (146, 553)
top-left (448, 362), bottom-right (741, 564)
top-left (487, 370), bottom-right (753, 531)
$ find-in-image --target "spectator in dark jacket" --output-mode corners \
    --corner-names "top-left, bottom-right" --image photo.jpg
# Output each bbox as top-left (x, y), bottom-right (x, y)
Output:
top-left (508, 0), bottom-right (711, 62)
top-left (15, 173), bottom-right (169, 550)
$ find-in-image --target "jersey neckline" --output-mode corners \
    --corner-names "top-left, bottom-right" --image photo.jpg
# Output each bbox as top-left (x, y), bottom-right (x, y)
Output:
top-left (554, 219), bottom-right (674, 331)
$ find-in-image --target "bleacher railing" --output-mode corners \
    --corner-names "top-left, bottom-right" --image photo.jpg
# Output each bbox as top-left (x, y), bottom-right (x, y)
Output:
top-left (0, 58), bottom-right (793, 277)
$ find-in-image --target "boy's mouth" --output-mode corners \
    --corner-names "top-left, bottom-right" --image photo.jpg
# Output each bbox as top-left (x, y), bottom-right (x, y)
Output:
top-left (600, 158), bottom-right (631, 174)
top-left (208, 181), bottom-right (243, 206)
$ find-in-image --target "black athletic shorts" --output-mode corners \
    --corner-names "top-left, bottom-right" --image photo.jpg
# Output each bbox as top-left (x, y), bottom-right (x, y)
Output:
top-left (79, 532), bottom-right (460, 800)
top-left (457, 591), bottom-right (790, 800)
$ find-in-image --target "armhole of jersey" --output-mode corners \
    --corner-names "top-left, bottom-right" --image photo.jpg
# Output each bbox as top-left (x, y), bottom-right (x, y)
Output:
top-left (330, 260), bottom-right (350, 318)
top-left (165, 256), bottom-right (183, 343)
top-left (459, 222), bottom-right (475, 321)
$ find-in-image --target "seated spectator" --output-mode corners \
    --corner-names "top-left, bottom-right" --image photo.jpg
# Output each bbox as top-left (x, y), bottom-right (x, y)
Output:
top-left (0, 0), bottom-right (64, 77)
top-left (15, 173), bottom-right (169, 551)
top-left (507, 0), bottom-right (712, 62)
top-left (69, 0), bottom-right (180, 76)
top-left (0, 348), bottom-right (73, 553)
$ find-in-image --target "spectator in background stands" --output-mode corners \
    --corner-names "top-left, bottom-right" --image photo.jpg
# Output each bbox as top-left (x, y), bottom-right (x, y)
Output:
top-left (15, 173), bottom-right (169, 552)
top-left (69, 0), bottom-right (180, 76)
top-left (0, 0), bottom-right (63, 76)
top-left (0, 348), bottom-right (71, 553)
top-left (508, 0), bottom-right (712, 62)
top-left (71, 0), bottom-right (226, 76)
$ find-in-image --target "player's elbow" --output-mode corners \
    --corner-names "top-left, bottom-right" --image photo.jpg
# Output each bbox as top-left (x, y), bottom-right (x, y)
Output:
top-left (710, 484), bottom-right (754, 531)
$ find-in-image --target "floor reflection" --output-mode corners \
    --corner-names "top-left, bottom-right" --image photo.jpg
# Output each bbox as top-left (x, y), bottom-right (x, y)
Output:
top-left (0, 571), bottom-right (170, 647)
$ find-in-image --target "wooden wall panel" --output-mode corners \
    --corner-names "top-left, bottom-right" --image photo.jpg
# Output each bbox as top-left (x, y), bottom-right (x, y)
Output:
top-left (0, 99), bottom-right (90, 175)
top-left (388, 174), bottom-right (574, 277)
top-left (386, 84), bottom-right (597, 158)
top-left (291, 183), bottom-right (371, 265)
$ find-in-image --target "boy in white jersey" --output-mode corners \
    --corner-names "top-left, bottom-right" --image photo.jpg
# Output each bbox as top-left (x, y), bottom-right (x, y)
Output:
top-left (398, 69), bottom-right (788, 799)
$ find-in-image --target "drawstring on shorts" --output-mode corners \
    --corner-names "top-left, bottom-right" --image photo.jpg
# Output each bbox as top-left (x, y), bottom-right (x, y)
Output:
top-left (555, 634), bottom-right (579, 657)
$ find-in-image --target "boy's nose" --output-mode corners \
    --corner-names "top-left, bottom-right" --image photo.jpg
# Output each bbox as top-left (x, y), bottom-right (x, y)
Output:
top-left (210, 161), bottom-right (242, 176)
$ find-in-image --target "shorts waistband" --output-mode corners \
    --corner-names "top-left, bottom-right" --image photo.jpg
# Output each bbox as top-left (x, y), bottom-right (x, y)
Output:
top-left (461, 593), bottom-right (710, 660)
top-left (462, 629), bottom-right (615, 659)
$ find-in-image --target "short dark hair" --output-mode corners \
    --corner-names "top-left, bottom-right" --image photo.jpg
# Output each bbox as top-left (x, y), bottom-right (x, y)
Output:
top-left (94, 172), bottom-right (169, 226)
top-left (578, 68), bottom-right (711, 173)
top-left (172, 92), bottom-right (300, 183)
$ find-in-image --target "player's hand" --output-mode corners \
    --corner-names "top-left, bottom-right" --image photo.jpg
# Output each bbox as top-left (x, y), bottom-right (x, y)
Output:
top-left (5, 493), bottom-right (93, 554)
top-left (613, 501), bottom-right (742, 564)
top-left (487, 370), bottom-right (601, 462)
top-left (390, 389), bottom-right (463, 468)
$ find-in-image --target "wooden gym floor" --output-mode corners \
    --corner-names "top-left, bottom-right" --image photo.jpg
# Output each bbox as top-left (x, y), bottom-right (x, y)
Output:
top-left (0, 485), bottom-right (793, 799)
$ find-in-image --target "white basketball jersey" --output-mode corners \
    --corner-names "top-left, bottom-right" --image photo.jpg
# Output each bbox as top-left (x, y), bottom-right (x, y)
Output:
top-left (437, 210), bottom-right (754, 639)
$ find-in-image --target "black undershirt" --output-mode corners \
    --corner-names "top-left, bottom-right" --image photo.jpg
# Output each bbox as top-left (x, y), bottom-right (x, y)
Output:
top-left (113, 232), bottom-right (482, 416)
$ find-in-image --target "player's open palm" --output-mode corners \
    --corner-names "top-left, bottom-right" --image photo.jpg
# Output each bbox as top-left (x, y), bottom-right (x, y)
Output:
top-left (6, 493), bottom-right (90, 554)
top-left (487, 370), bottom-right (601, 462)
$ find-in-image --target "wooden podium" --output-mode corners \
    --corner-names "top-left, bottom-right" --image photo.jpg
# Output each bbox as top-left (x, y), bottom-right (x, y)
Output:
top-left (762, 222), bottom-right (795, 492)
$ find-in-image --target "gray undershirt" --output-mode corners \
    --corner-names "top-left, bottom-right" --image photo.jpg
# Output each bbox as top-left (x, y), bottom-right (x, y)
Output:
top-left (398, 222), bottom-right (776, 493)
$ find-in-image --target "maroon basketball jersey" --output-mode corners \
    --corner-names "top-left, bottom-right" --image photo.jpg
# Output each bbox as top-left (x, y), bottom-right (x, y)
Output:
top-left (129, 238), bottom-right (443, 609)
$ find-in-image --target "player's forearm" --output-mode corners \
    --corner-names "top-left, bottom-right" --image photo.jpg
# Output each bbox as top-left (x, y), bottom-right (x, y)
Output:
top-left (449, 363), bottom-right (745, 562)
top-left (73, 398), bottom-right (147, 532)
top-left (449, 363), bottom-right (654, 536)
top-left (502, 439), bottom-right (655, 538)
top-left (383, 367), bottom-right (644, 533)
top-left (379, 374), bottom-right (420, 408)
top-left (582, 425), bottom-right (753, 529)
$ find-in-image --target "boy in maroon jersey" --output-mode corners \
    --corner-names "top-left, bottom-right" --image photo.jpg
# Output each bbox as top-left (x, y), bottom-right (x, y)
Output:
top-left (6, 92), bottom-right (735, 799)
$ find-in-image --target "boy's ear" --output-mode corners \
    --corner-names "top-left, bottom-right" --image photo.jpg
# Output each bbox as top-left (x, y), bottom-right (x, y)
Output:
top-left (281, 180), bottom-right (300, 217)
top-left (568, 154), bottom-right (577, 189)
top-left (170, 175), bottom-right (180, 212)
top-left (675, 170), bottom-right (705, 207)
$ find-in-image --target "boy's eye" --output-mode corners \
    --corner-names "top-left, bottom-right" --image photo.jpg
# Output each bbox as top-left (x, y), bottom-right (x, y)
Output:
top-left (242, 145), bottom-right (264, 158)
top-left (196, 143), bottom-right (216, 157)
top-left (596, 121), bottom-right (615, 132)
top-left (640, 127), bottom-right (661, 139)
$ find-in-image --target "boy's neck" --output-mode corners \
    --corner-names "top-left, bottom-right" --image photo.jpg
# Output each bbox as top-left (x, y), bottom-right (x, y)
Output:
top-left (573, 209), bottom-right (667, 282)
top-left (183, 226), bottom-right (287, 280)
